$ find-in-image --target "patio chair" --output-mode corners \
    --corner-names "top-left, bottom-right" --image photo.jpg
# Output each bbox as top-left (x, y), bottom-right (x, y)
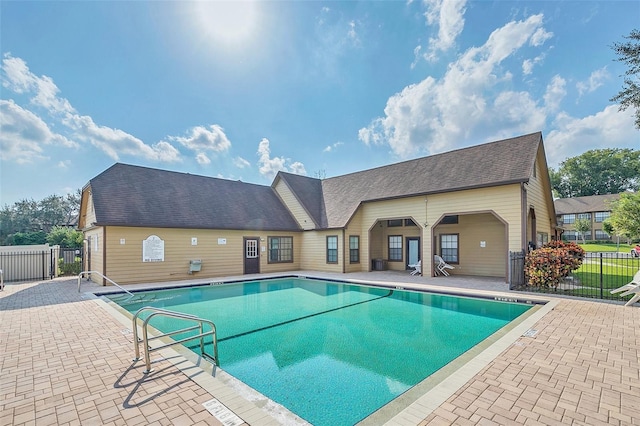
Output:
top-left (611, 269), bottom-right (640, 307)
top-left (409, 260), bottom-right (421, 276)
top-left (620, 286), bottom-right (640, 307)
top-left (434, 255), bottom-right (454, 276)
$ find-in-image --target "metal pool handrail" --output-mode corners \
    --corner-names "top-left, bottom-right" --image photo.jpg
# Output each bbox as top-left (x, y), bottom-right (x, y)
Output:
top-left (132, 306), bottom-right (218, 374)
top-left (77, 270), bottom-right (133, 296)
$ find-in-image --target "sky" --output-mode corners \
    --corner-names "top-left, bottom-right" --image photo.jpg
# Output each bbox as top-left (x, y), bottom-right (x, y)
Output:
top-left (1, 0), bottom-right (639, 207)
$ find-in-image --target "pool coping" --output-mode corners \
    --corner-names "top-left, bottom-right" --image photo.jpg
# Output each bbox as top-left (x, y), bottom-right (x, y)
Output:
top-left (90, 272), bottom-right (556, 426)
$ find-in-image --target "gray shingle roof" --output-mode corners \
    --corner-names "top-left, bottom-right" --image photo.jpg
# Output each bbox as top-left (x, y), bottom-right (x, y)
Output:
top-left (311, 132), bottom-right (543, 228)
top-left (89, 132), bottom-right (545, 232)
top-left (89, 164), bottom-right (301, 231)
top-left (554, 193), bottom-right (622, 215)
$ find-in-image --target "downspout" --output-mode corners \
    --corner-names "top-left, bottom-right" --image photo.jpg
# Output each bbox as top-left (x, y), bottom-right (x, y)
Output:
top-left (521, 183), bottom-right (528, 251)
top-left (102, 227), bottom-right (107, 286)
top-left (342, 228), bottom-right (346, 273)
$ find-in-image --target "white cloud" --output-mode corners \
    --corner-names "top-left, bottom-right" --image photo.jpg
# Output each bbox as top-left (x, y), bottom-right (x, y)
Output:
top-left (57, 160), bottom-right (71, 169)
top-left (233, 156), bottom-right (250, 168)
top-left (323, 141), bottom-right (344, 152)
top-left (422, 0), bottom-right (467, 61)
top-left (543, 75), bottom-right (567, 112)
top-left (0, 99), bottom-right (77, 164)
top-left (195, 153), bottom-right (211, 165)
top-left (360, 14), bottom-right (554, 157)
top-left (522, 53), bottom-right (545, 75)
top-left (1, 53), bottom-right (182, 163)
top-left (530, 27), bottom-right (553, 46)
top-left (2, 53), bottom-right (74, 114)
top-left (257, 138), bottom-right (307, 180)
top-left (60, 114), bottom-right (178, 162)
top-left (546, 106), bottom-right (638, 167)
top-left (576, 67), bottom-right (609, 97)
top-left (169, 124), bottom-right (231, 153)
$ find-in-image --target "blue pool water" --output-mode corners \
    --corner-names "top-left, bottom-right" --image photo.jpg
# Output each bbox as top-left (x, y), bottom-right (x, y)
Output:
top-left (109, 278), bottom-right (532, 426)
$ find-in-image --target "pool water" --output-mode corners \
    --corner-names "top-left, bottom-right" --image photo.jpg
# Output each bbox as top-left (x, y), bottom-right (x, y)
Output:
top-left (110, 278), bottom-right (532, 426)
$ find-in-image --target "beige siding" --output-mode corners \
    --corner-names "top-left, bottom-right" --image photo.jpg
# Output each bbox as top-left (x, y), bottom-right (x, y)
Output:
top-left (273, 179), bottom-right (315, 230)
top-left (80, 188), bottom-right (97, 230)
top-left (85, 227), bottom-right (104, 284)
top-left (353, 187), bottom-right (521, 276)
top-left (433, 213), bottom-right (506, 277)
top-left (427, 184), bottom-right (522, 251)
top-left (344, 210), bottom-right (365, 273)
top-left (526, 147), bottom-right (556, 244)
top-left (100, 227), bottom-right (301, 285)
top-left (360, 197), bottom-right (427, 272)
top-left (298, 231), bottom-right (343, 272)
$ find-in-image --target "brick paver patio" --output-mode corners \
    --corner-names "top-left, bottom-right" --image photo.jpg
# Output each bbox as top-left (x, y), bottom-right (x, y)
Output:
top-left (1, 276), bottom-right (638, 425)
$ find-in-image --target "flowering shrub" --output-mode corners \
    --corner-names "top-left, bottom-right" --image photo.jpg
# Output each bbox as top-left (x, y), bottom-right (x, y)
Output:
top-left (524, 241), bottom-right (585, 288)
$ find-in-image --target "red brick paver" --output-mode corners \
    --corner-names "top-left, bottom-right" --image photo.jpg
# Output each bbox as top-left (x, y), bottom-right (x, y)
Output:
top-left (420, 300), bottom-right (640, 425)
top-left (1, 277), bottom-right (639, 425)
top-left (0, 279), bottom-right (230, 426)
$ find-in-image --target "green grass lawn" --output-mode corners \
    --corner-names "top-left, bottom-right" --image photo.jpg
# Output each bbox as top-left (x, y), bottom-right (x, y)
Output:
top-left (577, 242), bottom-right (635, 253)
top-left (522, 242), bottom-right (639, 300)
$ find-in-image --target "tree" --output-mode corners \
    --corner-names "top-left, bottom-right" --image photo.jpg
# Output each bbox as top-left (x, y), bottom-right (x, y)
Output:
top-left (610, 29), bottom-right (640, 129)
top-left (46, 226), bottom-right (84, 248)
top-left (0, 190), bottom-right (81, 245)
top-left (550, 148), bottom-right (640, 198)
top-left (573, 217), bottom-right (591, 244)
top-left (608, 192), bottom-right (640, 240)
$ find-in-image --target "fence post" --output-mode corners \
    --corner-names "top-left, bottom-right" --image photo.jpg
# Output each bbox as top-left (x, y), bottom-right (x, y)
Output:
top-left (599, 252), bottom-right (603, 300)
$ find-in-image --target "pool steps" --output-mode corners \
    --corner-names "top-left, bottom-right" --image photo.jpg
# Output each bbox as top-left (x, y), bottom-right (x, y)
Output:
top-left (131, 306), bottom-right (219, 374)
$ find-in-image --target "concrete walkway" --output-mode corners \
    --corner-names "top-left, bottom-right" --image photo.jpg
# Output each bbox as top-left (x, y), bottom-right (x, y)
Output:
top-left (1, 273), bottom-right (639, 425)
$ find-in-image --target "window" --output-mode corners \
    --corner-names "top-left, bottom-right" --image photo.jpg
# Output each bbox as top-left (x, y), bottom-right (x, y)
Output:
top-left (349, 236), bottom-right (360, 263)
top-left (595, 230), bottom-right (610, 240)
top-left (440, 234), bottom-right (459, 263)
top-left (268, 237), bottom-right (293, 263)
top-left (387, 219), bottom-right (403, 227)
top-left (388, 235), bottom-right (402, 261)
top-left (440, 215), bottom-right (459, 224)
top-left (326, 236), bottom-right (338, 263)
top-left (537, 232), bottom-right (549, 248)
top-left (563, 231), bottom-right (578, 241)
top-left (562, 214), bottom-right (575, 224)
top-left (404, 218), bottom-right (417, 227)
top-left (578, 213), bottom-right (591, 220)
top-left (595, 211), bottom-right (610, 223)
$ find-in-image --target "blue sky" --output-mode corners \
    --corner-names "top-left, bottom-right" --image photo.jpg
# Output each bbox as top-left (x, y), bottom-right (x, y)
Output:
top-left (1, 1), bottom-right (638, 206)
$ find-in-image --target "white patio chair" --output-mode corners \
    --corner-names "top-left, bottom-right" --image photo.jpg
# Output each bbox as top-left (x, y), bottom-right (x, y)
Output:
top-left (408, 260), bottom-right (421, 276)
top-left (611, 269), bottom-right (640, 307)
top-left (434, 255), bottom-right (454, 276)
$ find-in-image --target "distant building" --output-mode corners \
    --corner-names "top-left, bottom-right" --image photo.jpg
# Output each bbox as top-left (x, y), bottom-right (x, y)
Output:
top-left (554, 194), bottom-right (622, 241)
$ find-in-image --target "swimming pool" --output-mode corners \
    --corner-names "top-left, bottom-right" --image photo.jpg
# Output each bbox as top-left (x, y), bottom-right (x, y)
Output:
top-left (107, 277), bottom-right (534, 425)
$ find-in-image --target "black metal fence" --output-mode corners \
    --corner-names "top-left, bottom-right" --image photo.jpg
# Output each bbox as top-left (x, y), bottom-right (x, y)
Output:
top-left (0, 250), bottom-right (54, 282)
top-left (0, 247), bottom-right (83, 282)
top-left (510, 251), bottom-right (640, 302)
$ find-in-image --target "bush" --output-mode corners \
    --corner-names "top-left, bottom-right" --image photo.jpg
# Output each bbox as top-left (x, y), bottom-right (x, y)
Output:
top-left (525, 241), bottom-right (585, 288)
top-left (58, 257), bottom-right (81, 276)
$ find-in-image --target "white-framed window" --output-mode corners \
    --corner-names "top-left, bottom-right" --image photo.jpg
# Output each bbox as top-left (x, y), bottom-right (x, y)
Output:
top-left (268, 236), bottom-right (293, 263)
top-left (326, 236), bottom-right (338, 264)
top-left (349, 236), bottom-right (360, 263)
top-left (562, 214), bottom-right (575, 224)
top-left (440, 234), bottom-right (459, 263)
top-left (594, 212), bottom-right (610, 223)
top-left (388, 235), bottom-right (402, 261)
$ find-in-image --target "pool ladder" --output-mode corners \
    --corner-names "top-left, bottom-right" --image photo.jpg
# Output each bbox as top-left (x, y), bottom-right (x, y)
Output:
top-left (132, 307), bottom-right (219, 374)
